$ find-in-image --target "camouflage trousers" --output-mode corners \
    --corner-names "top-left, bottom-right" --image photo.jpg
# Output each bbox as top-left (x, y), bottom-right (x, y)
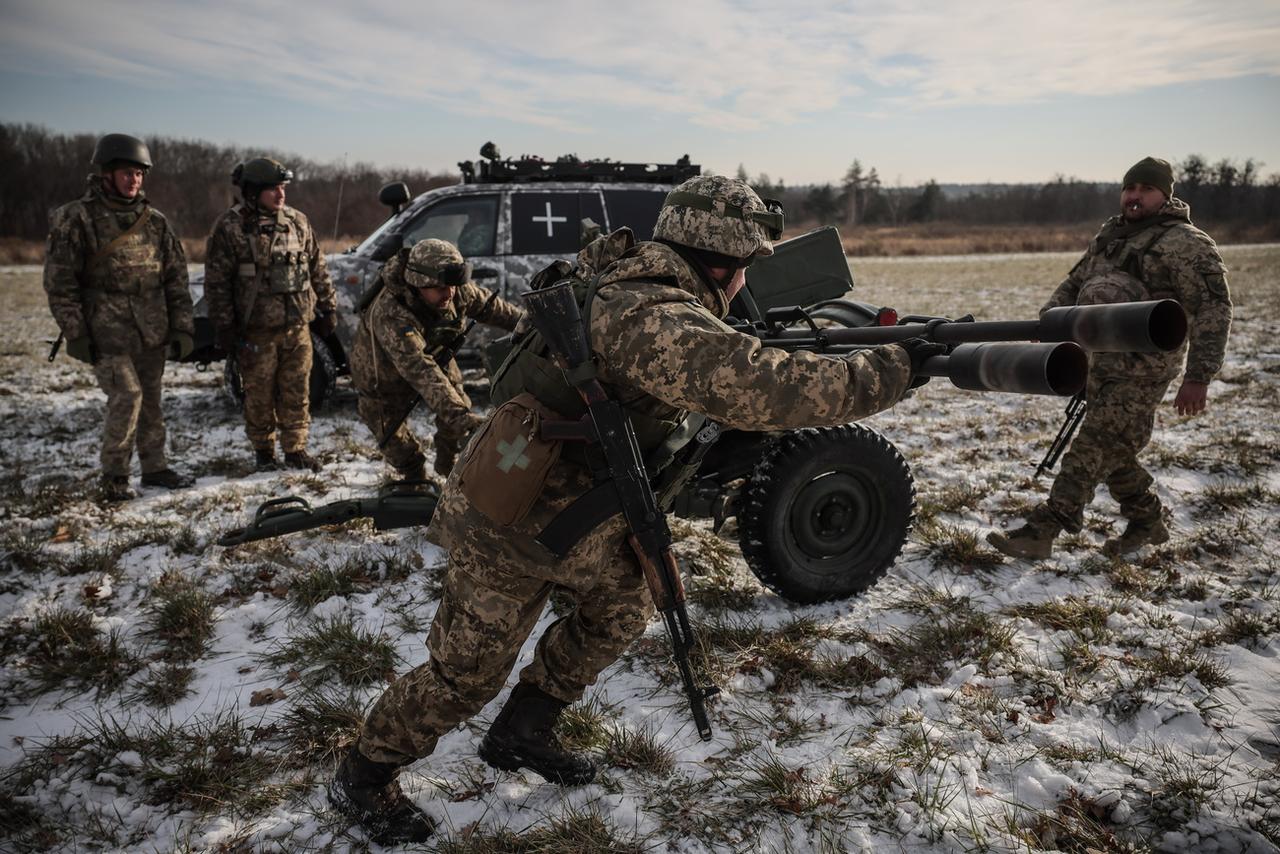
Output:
top-left (356, 532), bottom-right (654, 766)
top-left (91, 346), bottom-right (169, 477)
top-left (356, 391), bottom-right (426, 478)
top-left (237, 324), bottom-right (311, 453)
top-left (1045, 372), bottom-right (1172, 531)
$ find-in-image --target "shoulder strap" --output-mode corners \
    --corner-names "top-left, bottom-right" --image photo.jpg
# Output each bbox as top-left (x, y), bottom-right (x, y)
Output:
top-left (85, 205), bottom-right (153, 273)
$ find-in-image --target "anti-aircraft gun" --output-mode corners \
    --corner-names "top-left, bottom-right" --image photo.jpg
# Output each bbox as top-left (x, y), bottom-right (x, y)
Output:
top-left (217, 225), bottom-right (1186, 606)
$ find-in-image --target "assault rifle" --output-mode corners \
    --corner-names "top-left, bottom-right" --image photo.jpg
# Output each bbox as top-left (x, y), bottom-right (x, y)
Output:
top-left (1036, 391), bottom-right (1086, 478)
top-left (524, 280), bottom-right (719, 741)
top-left (216, 481), bottom-right (440, 547)
top-left (740, 299), bottom-right (1188, 396)
top-left (378, 290), bottom-right (501, 448)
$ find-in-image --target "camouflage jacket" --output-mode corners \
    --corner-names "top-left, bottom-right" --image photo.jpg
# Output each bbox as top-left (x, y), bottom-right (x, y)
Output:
top-left (349, 254), bottom-right (523, 432)
top-left (203, 203), bottom-right (335, 333)
top-left (43, 179), bottom-right (193, 355)
top-left (428, 232), bottom-right (913, 564)
top-left (1044, 198), bottom-right (1232, 383)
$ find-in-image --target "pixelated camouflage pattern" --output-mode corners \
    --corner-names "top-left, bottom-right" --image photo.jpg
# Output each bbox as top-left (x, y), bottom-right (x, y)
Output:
top-left (1044, 372), bottom-right (1173, 531)
top-left (355, 235), bottom-right (912, 765)
top-left (44, 179), bottom-right (193, 355)
top-left (203, 204), bottom-right (334, 334)
top-left (349, 253), bottom-right (522, 474)
top-left (1043, 198), bottom-right (1232, 383)
top-left (236, 324), bottom-right (312, 452)
top-left (92, 347), bottom-right (169, 477)
top-left (355, 392), bottom-right (426, 477)
top-left (653, 175), bottom-right (775, 260)
top-left (401, 238), bottom-right (466, 289)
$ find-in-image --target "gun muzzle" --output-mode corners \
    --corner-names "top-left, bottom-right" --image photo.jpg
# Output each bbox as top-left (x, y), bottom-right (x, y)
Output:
top-left (525, 281), bottom-right (591, 368)
top-left (1038, 300), bottom-right (1186, 353)
top-left (922, 342), bottom-right (1086, 396)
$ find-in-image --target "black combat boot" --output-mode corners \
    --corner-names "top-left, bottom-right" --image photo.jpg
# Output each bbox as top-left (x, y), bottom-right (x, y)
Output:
top-left (140, 468), bottom-right (194, 489)
top-left (283, 449), bottom-right (323, 472)
top-left (478, 682), bottom-right (597, 785)
top-left (254, 448), bottom-right (278, 472)
top-left (328, 744), bottom-right (435, 844)
top-left (99, 475), bottom-right (136, 503)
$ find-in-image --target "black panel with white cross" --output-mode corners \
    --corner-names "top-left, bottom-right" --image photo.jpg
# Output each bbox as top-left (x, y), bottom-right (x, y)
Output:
top-left (511, 192), bottom-right (605, 254)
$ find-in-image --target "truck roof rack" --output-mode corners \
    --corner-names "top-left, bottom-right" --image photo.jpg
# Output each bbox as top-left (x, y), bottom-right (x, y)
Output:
top-left (459, 145), bottom-right (700, 185)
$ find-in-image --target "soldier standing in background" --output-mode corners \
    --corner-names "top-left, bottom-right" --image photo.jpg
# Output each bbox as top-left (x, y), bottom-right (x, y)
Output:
top-left (988, 156), bottom-right (1233, 559)
top-left (44, 133), bottom-right (196, 502)
top-left (204, 158), bottom-right (336, 472)
top-left (348, 238), bottom-right (524, 481)
top-left (329, 176), bottom-right (940, 843)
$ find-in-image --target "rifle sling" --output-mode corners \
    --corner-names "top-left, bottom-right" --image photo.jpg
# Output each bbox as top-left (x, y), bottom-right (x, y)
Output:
top-left (85, 206), bottom-right (153, 274)
top-left (536, 482), bottom-right (623, 558)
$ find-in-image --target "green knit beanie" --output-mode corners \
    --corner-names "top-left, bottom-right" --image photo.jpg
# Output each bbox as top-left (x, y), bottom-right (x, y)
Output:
top-left (1122, 157), bottom-right (1174, 197)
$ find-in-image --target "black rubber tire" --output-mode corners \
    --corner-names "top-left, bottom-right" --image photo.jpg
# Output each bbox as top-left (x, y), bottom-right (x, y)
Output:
top-left (739, 425), bottom-right (914, 604)
top-left (221, 332), bottom-right (337, 413)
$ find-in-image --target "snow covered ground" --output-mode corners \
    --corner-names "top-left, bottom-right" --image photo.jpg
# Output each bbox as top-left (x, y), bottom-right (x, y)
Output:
top-left (2, 247), bottom-right (1277, 853)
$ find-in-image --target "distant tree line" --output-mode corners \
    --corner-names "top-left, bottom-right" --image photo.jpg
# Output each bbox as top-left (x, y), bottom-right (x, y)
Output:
top-left (0, 123), bottom-right (456, 241)
top-left (3, 123), bottom-right (1276, 243)
top-left (742, 156), bottom-right (1280, 231)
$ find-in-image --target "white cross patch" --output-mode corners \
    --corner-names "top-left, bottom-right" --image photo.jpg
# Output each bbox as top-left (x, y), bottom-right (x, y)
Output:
top-left (531, 201), bottom-right (568, 237)
top-left (496, 435), bottom-right (532, 473)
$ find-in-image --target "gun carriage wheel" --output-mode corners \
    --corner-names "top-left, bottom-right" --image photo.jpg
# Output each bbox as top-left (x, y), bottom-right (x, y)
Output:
top-left (222, 331), bottom-right (339, 412)
top-left (738, 424), bottom-right (914, 604)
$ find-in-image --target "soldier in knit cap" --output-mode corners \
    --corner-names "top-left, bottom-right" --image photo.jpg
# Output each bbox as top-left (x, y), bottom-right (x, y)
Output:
top-left (988, 156), bottom-right (1233, 559)
top-left (44, 133), bottom-right (196, 501)
top-left (328, 175), bottom-right (942, 844)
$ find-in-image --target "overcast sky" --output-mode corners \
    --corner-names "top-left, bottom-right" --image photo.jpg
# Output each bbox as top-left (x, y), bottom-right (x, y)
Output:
top-left (2, 0), bottom-right (1278, 186)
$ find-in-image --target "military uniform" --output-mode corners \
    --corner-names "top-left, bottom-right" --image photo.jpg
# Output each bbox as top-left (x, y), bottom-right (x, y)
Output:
top-left (204, 201), bottom-right (334, 457)
top-left (44, 177), bottom-right (193, 485)
top-left (1031, 196), bottom-right (1232, 535)
top-left (349, 250), bottom-right (523, 478)
top-left (355, 230), bottom-right (913, 766)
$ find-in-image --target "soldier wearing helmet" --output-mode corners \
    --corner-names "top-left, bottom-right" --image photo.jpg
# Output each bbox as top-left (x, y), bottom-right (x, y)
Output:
top-left (203, 157), bottom-right (336, 472)
top-left (43, 133), bottom-right (196, 501)
top-left (330, 175), bottom-right (923, 843)
top-left (348, 238), bottom-right (524, 482)
top-left (988, 156), bottom-right (1233, 560)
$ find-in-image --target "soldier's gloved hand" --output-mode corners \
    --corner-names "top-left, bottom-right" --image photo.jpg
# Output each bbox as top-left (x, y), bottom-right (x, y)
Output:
top-left (215, 326), bottom-right (238, 355)
top-left (313, 311), bottom-right (337, 337)
top-left (896, 337), bottom-right (948, 389)
top-left (167, 330), bottom-right (194, 360)
top-left (66, 336), bottom-right (96, 364)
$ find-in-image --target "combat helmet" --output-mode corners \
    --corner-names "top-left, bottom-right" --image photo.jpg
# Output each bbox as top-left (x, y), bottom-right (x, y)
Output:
top-left (653, 175), bottom-right (783, 263)
top-left (91, 134), bottom-right (152, 171)
top-left (403, 239), bottom-right (471, 289)
top-left (231, 157), bottom-right (294, 189)
top-left (1077, 269), bottom-right (1147, 307)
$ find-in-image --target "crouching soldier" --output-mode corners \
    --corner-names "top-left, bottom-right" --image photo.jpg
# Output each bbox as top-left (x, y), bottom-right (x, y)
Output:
top-left (204, 158), bottom-right (336, 472)
top-left (329, 176), bottom-right (937, 843)
top-left (44, 133), bottom-right (196, 501)
top-left (349, 238), bottom-right (524, 481)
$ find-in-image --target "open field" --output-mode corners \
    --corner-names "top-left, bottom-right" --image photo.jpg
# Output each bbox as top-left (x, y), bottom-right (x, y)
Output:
top-left (1, 247), bottom-right (1278, 852)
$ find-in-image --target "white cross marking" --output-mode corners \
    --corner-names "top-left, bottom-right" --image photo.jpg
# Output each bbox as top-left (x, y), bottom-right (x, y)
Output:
top-left (496, 436), bottom-right (532, 473)
top-left (531, 201), bottom-right (568, 237)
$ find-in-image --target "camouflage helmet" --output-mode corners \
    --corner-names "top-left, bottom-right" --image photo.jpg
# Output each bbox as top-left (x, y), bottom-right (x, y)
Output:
top-left (403, 239), bottom-right (471, 289)
top-left (1077, 269), bottom-right (1147, 307)
top-left (231, 157), bottom-right (293, 188)
top-left (653, 175), bottom-right (783, 261)
top-left (91, 134), bottom-right (152, 170)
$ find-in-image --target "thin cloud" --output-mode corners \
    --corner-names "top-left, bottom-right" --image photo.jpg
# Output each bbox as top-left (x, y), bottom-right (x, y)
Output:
top-left (2, 0), bottom-right (1277, 129)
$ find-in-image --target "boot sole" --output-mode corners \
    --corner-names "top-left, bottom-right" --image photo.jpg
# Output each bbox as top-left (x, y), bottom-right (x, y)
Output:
top-left (478, 737), bottom-right (596, 786)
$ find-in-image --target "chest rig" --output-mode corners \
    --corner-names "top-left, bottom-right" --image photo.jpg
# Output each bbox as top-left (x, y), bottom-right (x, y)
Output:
top-left (234, 205), bottom-right (309, 295)
top-left (1080, 219), bottom-right (1180, 300)
top-left (83, 200), bottom-right (162, 295)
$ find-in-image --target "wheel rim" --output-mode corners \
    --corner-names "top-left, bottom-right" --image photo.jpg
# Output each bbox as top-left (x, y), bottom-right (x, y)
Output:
top-left (786, 470), bottom-right (880, 562)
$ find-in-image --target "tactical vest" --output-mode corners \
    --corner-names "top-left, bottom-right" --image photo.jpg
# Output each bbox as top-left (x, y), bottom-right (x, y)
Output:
top-left (233, 205), bottom-right (310, 295)
top-left (1080, 220), bottom-right (1180, 300)
top-left (83, 201), bottom-right (162, 295)
top-left (489, 276), bottom-right (688, 473)
top-left (423, 314), bottom-right (466, 360)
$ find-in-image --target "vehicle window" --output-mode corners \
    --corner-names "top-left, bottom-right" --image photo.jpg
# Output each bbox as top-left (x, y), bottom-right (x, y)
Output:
top-left (402, 195), bottom-right (499, 257)
top-left (511, 192), bottom-right (599, 254)
top-left (602, 190), bottom-right (666, 241)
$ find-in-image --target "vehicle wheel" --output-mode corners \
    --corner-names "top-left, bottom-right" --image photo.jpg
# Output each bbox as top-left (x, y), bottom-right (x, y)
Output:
top-left (738, 425), bottom-right (914, 604)
top-left (220, 333), bottom-right (338, 413)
